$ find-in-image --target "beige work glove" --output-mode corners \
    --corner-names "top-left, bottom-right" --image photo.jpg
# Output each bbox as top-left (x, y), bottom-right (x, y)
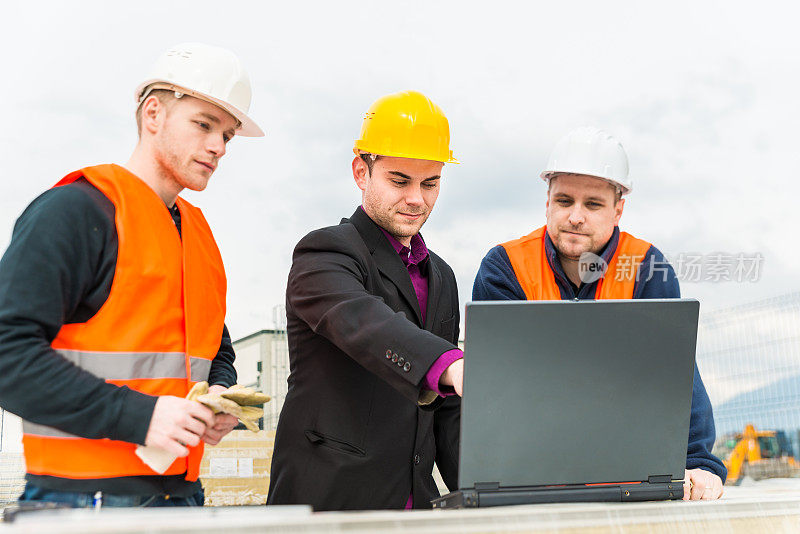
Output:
top-left (195, 393), bottom-right (264, 432)
top-left (192, 382), bottom-right (269, 431)
top-left (220, 384), bottom-right (270, 406)
top-left (136, 382), bottom-right (269, 473)
top-left (186, 380), bottom-right (209, 401)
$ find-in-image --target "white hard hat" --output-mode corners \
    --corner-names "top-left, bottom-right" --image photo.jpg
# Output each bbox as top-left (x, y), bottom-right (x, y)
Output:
top-left (540, 127), bottom-right (631, 195)
top-left (135, 43), bottom-right (264, 137)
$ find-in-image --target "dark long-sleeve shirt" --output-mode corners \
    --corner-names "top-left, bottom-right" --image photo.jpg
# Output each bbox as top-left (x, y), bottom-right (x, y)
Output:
top-left (0, 178), bottom-right (236, 496)
top-left (472, 227), bottom-right (727, 482)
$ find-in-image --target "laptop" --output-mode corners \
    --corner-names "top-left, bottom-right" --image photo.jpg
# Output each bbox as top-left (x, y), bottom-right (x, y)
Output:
top-left (433, 299), bottom-right (699, 508)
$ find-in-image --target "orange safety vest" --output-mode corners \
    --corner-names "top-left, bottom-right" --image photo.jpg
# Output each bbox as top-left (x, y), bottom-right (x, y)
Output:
top-left (22, 164), bottom-right (226, 482)
top-left (500, 226), bottom-right (652, 300)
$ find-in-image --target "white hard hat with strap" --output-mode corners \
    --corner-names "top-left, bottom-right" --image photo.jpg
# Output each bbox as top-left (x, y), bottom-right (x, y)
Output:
top-left (135, 43), bottom-right (264, 137)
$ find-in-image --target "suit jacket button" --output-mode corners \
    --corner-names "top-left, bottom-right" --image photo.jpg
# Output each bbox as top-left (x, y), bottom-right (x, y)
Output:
top-left (414, 454), bottom-right (420, 465)
top-left (386, 350), bottom-right (392, 359)
top-left (397, 356), bottom-right (405, 366)
top-left (403, 362), bottom-right (411, 372)
top-left (392, 353), bottom-right (399, 362)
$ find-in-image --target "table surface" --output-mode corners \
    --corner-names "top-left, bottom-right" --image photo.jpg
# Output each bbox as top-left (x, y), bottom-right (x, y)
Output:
top-left (3, 479), bottom-right (800, 533)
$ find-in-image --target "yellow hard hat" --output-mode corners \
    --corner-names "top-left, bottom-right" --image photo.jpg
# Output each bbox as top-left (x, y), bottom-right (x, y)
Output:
top-left (353, 90), bottom-right (459, 164)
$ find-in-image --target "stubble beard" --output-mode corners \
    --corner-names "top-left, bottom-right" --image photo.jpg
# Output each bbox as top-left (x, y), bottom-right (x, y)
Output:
top-left (364, 196), bottom-right (428, 241)
top-left (155, 136), bottom-right (208, 193)
top-left (552, 230), bottom-right (594, 262)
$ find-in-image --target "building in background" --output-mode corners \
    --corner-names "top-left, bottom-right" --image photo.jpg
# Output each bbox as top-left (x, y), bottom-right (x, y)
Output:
top-left (231, 329), bottom-right (290, 431)
top-left (229, 306), bottom-right (290, 431)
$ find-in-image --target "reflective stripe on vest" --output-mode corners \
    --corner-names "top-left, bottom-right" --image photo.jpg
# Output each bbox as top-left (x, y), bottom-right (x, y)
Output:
top-left (54, 350), bottom-right (212, 381)
top-left (501, 225), bottom-right (652, 300)
top-left (22, 351), bottom-right (212, 439)
top-left (23, 422), bottom-right (79, 439)
top-left (23, 164), bottom-right (226, 481)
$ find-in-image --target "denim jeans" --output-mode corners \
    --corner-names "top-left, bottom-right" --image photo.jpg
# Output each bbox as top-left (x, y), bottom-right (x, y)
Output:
top-left (18, 483), bottom-right (205, 508)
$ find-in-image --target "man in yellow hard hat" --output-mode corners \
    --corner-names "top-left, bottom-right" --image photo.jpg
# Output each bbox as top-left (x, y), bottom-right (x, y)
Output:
top-left (0, 43), bottom-right (263, 507)
top-left (473, 127), bottom-right (726, 500)
top-left (268, 90), bottom-right (463, 511)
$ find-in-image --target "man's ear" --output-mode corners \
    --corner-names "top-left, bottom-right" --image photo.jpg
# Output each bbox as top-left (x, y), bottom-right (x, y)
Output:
top-left (352, 156), bottom-right (369, 191)
top-left (140, 95), bottom-right (164, 136)
top-left (613, 198), bottom-right (625, 226)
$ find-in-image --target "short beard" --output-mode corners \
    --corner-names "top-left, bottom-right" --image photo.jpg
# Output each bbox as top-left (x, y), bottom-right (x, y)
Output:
top-left (372, 209), bottom-right (427, 240)
top-left (154, 149), bottom-right (180, 182)
top-left (152, 131), bottom-right (187, 190)
top-left (550, 230), bottom-right (594, 262)
top-left (363, 194), bottom-right (428, 241)
top-left (552, 240), bottom-right (581, 261)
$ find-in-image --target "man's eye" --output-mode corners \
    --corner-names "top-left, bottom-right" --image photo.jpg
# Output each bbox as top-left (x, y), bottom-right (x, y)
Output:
top-left (223, 134), bottom-right (231, 143)
top-left (392, 180), bottom-right (406, 186)
top-left (195, 121), bottom-right (210, 130)
top-left (422, 182), bottom-right (437, 189)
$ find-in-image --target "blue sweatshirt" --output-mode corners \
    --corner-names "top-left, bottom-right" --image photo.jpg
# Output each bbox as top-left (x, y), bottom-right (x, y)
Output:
top-left (472, 227), bottom-right (727, 481)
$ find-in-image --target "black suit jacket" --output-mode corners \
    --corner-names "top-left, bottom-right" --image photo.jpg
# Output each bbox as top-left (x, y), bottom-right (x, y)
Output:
top-left (267, 207), bottom-right (461, 511)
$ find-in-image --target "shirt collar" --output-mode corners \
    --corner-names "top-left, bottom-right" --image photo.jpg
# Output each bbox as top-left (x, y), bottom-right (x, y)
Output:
top-left (378, 227), bottom-right (429, 267)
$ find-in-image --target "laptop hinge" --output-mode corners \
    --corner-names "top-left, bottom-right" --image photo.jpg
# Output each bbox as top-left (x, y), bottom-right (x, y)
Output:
top-left (648, 475), bottom-right (673, 484)
top-left (474, 482), bottom-right (500, 491)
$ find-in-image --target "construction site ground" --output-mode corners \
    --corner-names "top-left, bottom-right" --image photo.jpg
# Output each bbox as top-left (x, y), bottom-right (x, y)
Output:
top-left (2, 478), bottom-right (800, 533)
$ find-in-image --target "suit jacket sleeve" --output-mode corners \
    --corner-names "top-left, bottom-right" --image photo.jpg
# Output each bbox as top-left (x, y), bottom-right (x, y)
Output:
top-left (287, 227), bottom-right (458, 405)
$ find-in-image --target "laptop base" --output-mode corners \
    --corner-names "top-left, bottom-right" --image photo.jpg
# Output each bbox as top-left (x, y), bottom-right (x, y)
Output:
top-left (432, 482), bottom-right (683, 509)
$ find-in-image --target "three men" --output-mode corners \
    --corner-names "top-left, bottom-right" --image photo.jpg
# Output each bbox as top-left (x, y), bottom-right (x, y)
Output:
top-left (0, 43), bottom-right (263, 507)
top-left (473, 127), bottom-right (726, 500)
top-left (1, 42), bottom-right (728, 510)
top-left (268, 91), bottom-right (464, 510)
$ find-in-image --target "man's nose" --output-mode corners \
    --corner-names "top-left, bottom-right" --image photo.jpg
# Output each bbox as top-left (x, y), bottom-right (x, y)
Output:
top-left (405, 185), bottom-right (424, 206)
top-left (567, 205), bottom-right (585, 225)
top-left (207, 134), bottom-right (226, 158)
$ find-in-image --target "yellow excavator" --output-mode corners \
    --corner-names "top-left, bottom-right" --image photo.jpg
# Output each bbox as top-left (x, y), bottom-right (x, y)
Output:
top-left (713, 424), bottom-right (799, 484)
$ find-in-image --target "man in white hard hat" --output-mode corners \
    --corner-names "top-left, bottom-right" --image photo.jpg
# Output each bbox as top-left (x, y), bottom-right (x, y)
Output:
top-left (473, 127), bottom-right (726, 500)
top-left (0, 43), bottom-right (263, 507)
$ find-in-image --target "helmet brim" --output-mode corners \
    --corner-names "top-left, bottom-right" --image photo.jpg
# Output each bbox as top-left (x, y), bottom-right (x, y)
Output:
top-left (540, 171), bottom-right (631, 196)
top-left (135, 80), bottom-right (265, 138)
top-left (352, 144), bottom-right (459, 164)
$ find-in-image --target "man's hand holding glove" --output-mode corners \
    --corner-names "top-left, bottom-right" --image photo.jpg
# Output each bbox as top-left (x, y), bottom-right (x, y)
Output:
top-left (136, 382), bottom-right (271, 473)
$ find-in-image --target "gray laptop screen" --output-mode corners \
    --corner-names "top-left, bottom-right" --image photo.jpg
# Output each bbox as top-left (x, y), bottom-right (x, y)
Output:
top-left (459, 299), bottom-right (698, 489)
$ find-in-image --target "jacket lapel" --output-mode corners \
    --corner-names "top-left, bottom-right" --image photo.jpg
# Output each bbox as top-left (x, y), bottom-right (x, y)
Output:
top-left (424, 256), bottom-right (441, 331)
top-left (346, 208), bottom-right (423, 326)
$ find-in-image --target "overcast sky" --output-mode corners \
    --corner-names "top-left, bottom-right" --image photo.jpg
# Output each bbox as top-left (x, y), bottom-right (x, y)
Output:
top-left (2, 0), bottom-right (799, 343)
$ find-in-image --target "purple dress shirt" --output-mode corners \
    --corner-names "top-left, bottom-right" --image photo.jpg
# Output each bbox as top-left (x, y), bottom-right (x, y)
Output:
top-left (378, 227), bottom-right (463, 394)
top-left (377, 227), bottom-right (462, 510)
